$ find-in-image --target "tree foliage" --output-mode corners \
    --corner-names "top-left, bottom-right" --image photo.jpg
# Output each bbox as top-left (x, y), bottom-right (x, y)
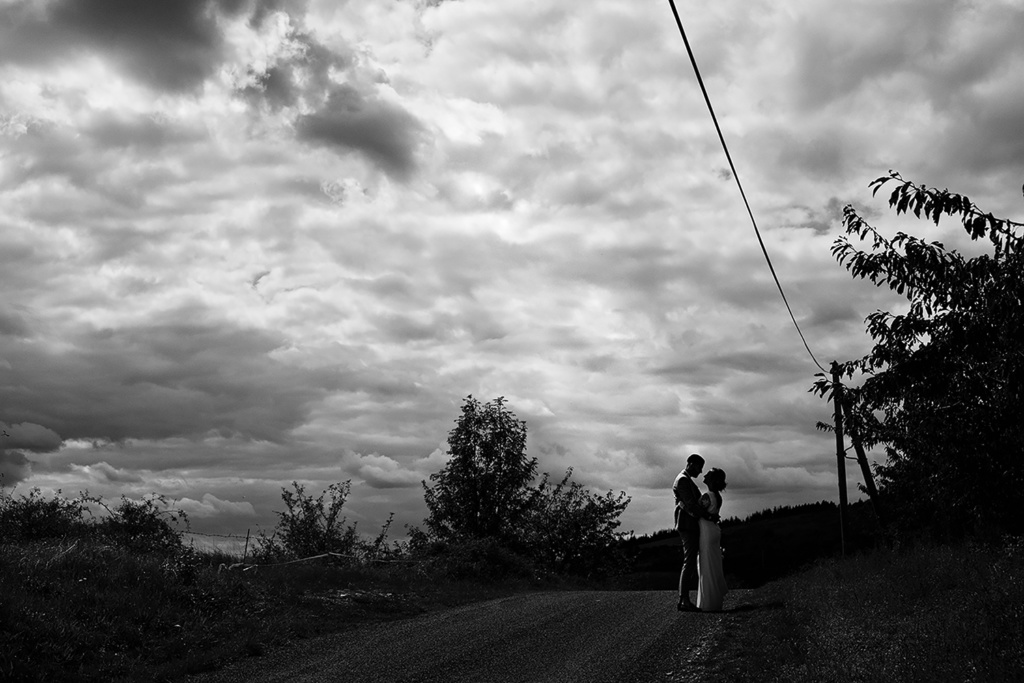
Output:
top-left (420, 396), bottom-right (631, 576)
top-left (813, 171), bottom-right (1024, 537)
top-left (423, 396), bottom-right (537, 544)
top-left (522, 468), bottom-right (631, 576)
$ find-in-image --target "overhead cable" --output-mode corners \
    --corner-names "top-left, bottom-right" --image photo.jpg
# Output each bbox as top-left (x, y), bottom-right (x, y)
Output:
top-left (666, 0), bottom-right (828, 374)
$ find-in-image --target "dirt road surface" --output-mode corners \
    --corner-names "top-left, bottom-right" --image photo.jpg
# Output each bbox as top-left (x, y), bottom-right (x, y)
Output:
top-left (192, 589), bottom-right (753, 683)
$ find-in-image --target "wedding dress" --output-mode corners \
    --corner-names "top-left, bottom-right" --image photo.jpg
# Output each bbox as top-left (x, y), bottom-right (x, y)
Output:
top-left (697, 492), bottom-right (727, 611)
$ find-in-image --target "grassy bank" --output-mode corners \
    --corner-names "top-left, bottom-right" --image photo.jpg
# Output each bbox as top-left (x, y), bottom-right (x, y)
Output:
top-left (0, 538), bottom-right (553, 682)
top-left (1, 483), bottom-right (620, 681)
top-left (706, 539), bottom-right (1024, 682)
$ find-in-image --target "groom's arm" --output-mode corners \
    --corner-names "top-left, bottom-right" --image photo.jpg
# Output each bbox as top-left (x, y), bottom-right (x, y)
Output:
top-left (675, 479), bottom-right (706, 520)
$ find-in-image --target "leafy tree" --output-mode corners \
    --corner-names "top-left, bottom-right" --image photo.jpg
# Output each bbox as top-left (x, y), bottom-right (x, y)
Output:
top-left (814, 171), bottom-right (1024, 537)
top-left (522, 468), bottom-right (631, 577)
top-left (422, 396), bottom-right (537, 544)
top-left (420, 396), bottom-right (632, 577)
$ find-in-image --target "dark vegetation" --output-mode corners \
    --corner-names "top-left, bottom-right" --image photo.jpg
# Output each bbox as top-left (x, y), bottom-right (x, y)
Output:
top-left (707, 540), bottom-right (1024, 682)
top-left (0, 479), bottom-right (586, 682)
top-left (619, 500), bottom-right (879, 589)
top-left (414, 396), bottom-right (632, 579)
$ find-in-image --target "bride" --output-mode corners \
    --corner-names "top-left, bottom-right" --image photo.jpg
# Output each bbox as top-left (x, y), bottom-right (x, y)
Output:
top-left (697, 468), bottom-right (728, 612)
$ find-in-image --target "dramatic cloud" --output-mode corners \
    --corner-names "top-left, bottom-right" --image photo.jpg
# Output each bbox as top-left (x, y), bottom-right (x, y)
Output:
top-left (296, 85), bottom-right (427, 181)
top-left (1, 422), bottom-right (63, 452)
top-left (2, 0), bottom-right (1022, 540)
top-left (0, 0), bottom-right (248, 91)
top-left (1, 310), bottom-right (338, 443)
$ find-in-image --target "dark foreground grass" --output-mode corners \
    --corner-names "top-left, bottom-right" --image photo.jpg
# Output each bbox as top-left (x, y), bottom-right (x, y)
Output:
top-left (705, 539), bottom-right (1024, 682)
top-left (0, 539), bottom-right (547, 682)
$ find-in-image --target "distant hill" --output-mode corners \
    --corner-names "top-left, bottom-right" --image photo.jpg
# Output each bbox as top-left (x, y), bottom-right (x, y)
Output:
top-left (617, 500), bottom-right (878, 589)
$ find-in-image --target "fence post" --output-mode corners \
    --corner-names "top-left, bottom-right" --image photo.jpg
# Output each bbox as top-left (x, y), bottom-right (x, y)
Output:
top-left (243, 528), bottom-right (251, 562)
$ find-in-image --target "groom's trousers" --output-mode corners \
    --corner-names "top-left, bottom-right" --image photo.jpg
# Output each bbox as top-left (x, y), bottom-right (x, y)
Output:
top-left (678, 528), bottom-right (699, 594)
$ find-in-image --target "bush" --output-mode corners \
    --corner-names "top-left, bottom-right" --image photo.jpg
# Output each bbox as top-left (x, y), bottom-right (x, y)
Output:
top-left (0, 488), bottom-right (90, 542)
top-left (254, 481), bottom-right (359, 562)
top-left (522, 468), bottom-right (631, 578)
top-left (96, 495), bottom-right (188, 554)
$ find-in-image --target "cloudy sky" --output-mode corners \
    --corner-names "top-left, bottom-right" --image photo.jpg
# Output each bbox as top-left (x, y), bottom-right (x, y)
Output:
top-left (2, 0), bottom-right (1023, 547)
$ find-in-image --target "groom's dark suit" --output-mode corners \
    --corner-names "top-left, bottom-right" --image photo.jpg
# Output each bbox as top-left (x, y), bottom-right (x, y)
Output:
top-left (674, 472), bottom-right (702, 592)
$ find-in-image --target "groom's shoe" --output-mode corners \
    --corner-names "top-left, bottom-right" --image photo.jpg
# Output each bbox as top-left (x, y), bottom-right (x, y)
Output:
top-left (677, 601), bottom-right (698, 612)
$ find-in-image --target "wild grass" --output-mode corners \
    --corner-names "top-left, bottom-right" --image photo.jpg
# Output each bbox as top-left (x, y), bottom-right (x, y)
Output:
top-left (0, 485), bottom-right (563, 682)
top-left (709, 538), bottom-right (1024, 682)
top-left (0, 536), bottom-right (551, 682)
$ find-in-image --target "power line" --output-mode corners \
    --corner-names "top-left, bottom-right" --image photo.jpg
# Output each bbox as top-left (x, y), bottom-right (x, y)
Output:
top-left (665, 0), bottom-right (828, 374)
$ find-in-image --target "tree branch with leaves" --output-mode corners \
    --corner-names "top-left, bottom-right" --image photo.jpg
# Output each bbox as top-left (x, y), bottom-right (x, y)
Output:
top-left (813, 171), bottom-right (1024, 537)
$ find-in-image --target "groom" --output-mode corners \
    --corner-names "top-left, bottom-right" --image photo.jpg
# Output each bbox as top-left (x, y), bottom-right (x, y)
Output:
top-left (673, 453), bottom-right (718, 611)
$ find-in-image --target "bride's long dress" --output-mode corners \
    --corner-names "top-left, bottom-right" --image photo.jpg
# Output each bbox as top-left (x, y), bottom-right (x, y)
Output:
top-left (697, 492), bottom-right (727, 611)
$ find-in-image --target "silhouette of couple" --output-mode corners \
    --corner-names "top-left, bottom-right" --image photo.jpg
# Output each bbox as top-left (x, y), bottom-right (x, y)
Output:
top-left (673, 453), bottom-right (728, 612)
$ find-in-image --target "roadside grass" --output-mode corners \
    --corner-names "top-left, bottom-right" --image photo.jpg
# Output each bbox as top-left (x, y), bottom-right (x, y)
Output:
top-left (1, 483), bottom-right (618, 682)
top-left (708, 539), bottom-right (1024, 682)
top-left (0, 538), bottom-right (552, 682)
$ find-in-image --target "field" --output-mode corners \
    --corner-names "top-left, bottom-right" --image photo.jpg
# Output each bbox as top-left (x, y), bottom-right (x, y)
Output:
top-left (706, 539), bottom-right (1024, 682)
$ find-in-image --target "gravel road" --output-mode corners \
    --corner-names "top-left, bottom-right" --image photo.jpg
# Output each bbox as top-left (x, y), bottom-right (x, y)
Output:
top-left (191, 589), bottom-right (750, 683)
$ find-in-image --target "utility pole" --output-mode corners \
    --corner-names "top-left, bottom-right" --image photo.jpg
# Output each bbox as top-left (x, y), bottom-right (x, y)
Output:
top-left (831, 362), bottom-right (849, 556)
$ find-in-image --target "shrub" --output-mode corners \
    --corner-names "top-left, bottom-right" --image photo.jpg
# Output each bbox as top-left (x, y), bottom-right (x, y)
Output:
top-left (254, 481), bottom-right (359, 562)
top-left (522, 468), bottom-right (631, 578)
top-left (0, 488), bottom-right (89, 541)
top-left (96, 495), bottom-right (188, 554)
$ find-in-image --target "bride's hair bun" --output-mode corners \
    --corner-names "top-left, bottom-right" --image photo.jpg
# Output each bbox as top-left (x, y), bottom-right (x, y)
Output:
top-left (707, 468), bottom-right (727, 490)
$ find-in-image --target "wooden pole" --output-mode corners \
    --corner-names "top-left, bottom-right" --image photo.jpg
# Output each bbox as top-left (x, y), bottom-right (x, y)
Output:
top-left (841, 398), bottom-right (884, 527)
top-left (831, 362), bottom-right (849, 556)
top-left (243, 528), bottom-right (251, 562)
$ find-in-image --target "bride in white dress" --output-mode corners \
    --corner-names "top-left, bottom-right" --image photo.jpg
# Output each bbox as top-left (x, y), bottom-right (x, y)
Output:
top-left (697, 468), bottom-right (728, 612)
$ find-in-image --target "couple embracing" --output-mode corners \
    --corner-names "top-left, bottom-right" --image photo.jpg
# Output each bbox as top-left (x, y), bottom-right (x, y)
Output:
top-left (673, 453), bottom-right (728, 612)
